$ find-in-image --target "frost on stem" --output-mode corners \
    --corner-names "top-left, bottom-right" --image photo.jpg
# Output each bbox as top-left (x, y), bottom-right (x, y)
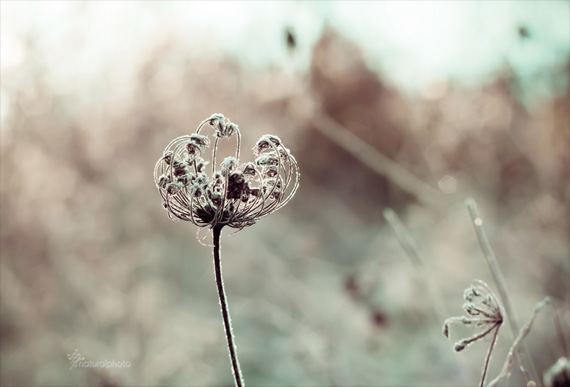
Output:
top-left (154, 113), bottom-right (300, 232)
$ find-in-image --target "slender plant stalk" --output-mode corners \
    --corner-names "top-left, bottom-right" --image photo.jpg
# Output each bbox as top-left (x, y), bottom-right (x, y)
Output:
top-left (548, 299), bottom-right (569, 357)
top-left (487, 297), bottom-right (550, 387)
top-left (480, 325), bottom-right (500, 387)
top-left (465, 198), bottom-right (539, 385)
top-left (213, 225), bottom-right (244, 387)
top-left (383, 208), bottom-right (447, 324)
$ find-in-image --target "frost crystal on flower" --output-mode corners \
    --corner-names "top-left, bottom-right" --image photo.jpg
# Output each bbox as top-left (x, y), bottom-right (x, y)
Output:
top-left (443, 280), bottom-right (503, 352)
top-left (154, 113), bottom-right (299, 231)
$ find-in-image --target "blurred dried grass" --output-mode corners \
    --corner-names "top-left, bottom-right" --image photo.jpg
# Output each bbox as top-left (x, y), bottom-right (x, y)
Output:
top-left (1, 17), bottom-right (569, 387)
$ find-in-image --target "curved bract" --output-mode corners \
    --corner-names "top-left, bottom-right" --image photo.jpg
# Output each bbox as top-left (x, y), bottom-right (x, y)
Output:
top-left (154, 114), bottom-right (299, 231)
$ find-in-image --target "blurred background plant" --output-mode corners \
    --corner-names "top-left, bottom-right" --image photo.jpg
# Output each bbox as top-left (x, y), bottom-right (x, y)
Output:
top-left (0, 1), bottom-right (568, 386)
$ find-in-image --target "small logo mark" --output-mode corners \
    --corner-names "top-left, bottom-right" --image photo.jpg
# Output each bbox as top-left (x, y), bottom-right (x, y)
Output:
top-left (66, 349), bottom-right (131, 370)
top-left (67, 349), bottom-right (85, 370)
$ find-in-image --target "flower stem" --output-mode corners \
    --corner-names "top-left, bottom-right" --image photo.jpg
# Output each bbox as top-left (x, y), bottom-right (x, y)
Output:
top-left (480, 324), bottom-right (500, 387)
top-left (465, 198), bottom-right (539, 385)
top-left (213, 225), bottom-right (244, 387)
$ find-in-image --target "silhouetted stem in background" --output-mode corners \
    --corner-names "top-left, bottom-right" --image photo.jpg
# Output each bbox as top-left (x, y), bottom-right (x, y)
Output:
top-left (465, 198), bottom-right (539, 386)
top-left (383, 208), bottom-right (447, 324)
top-left (548, 299), bottom-right (569, 357)
top-left (312, 111), bottom-right (443, 209)
top-left (213, 225), bottom-right (244, 387)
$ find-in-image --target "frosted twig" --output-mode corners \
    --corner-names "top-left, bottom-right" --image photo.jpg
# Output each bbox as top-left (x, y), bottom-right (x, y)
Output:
top-left (487, 297), bottom-right (550, 387)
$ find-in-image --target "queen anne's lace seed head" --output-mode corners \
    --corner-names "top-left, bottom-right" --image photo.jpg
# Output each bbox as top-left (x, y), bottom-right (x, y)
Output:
top-left (158, 175), bottom-right (170, 189)
top-left (163, 151), bottom-right (174, 165)
top-left (443, 280), bottom-right (503, 352)
top-left (253, 135), bottom-right (281, 155)
top-left (255, 152), bottom-right (279, 167)
top-left (167, 182), bottom-right (183, 195)
top-left (154, 113), bottom-right (300, 231)
top-left (242, 162), bottom-right (256, 176)
top-left (222, 156), bottom-right (237, 176)
top-left (190, 134), bottom-right (210, 147)
top-left (208, 113), bottom-right (238, 138)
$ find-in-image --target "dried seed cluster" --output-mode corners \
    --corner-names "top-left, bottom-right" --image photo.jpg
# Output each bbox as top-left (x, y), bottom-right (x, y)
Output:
top-left (443, 280), bottom-right (503, 352)
top-left (154, 114), bottom-right (299, 230)
top-left (544, 357), bottom-right (570, 387)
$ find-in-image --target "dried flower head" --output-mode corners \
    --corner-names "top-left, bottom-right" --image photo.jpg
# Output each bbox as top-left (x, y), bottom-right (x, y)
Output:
top-left (443, 280), bottom-right (504, 387)
top-left (154, 114), bottom-right (299, 231)
top-left (544, 357), bottom-right (570, 387)
top-left (443, 280), bottom-right (503, 351)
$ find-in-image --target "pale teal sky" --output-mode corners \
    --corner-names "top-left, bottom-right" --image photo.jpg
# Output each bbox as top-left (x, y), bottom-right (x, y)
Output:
top-left (1, 1), bottom-right (569, 102)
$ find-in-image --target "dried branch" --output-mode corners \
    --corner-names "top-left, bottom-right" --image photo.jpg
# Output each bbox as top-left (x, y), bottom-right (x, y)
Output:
top-left (487, 297), bottom-right (550, 387)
